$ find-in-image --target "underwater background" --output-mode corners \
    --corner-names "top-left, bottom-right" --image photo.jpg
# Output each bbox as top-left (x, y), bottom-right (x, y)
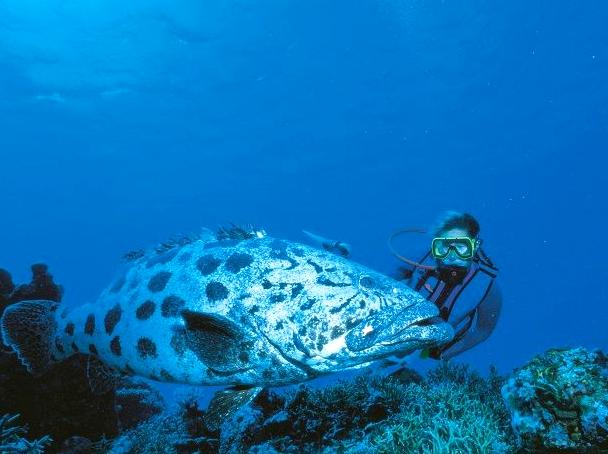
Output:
top-left (1, 1), bottom-right (607, 452)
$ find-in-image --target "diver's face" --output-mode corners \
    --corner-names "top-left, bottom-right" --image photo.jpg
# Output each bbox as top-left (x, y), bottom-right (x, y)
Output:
top-left (435, 228), bottom-right (474, 269)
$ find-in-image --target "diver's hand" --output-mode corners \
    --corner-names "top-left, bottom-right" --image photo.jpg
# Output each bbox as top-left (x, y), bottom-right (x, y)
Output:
top-left (419, 348), bottom-right (442, 360)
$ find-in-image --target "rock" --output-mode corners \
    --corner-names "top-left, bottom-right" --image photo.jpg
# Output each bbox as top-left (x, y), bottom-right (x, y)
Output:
top-left (0, 268), bottom-right (15, 296)
top-left (0, 353), bottom-right (119, 447)
top-left (58, 435), bottom-right (92, 454)
top-left (10, 264), bottom-right (63, 304)
top-left (219, 405), bottom-right (263, 454)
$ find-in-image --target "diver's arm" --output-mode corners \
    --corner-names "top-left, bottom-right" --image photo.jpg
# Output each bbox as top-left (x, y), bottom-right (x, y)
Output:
top-left (439, 282), bottom-right (502, 360)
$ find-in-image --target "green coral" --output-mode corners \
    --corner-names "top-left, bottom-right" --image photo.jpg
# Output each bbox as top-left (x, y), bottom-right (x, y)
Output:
top-left (370, 364), bottom-right (513, 454)
top-left (501, 347), bottom-right (608, 451)
top-left (371, 382), bottom-right (511, 453)
top-left (0, 413), bottom-right (52, 454)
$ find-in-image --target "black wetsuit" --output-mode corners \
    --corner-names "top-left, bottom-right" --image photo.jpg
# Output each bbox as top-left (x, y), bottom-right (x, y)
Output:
top-left (401, 251), bottom-right (501, 360)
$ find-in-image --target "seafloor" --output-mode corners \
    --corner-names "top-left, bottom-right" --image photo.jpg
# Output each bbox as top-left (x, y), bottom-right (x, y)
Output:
top-left (1, 266), bottom-right (606, 454)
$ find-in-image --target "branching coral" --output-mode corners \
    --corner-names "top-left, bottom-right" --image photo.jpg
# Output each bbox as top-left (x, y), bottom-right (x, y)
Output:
top-left (0, 413), bottom-right (52, 454)
top-left (371, 379), bottom-right (513, 454)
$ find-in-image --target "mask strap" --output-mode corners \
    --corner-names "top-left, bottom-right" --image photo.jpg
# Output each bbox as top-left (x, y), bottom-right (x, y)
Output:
top-left (475, 246), bottom-right (498, 271)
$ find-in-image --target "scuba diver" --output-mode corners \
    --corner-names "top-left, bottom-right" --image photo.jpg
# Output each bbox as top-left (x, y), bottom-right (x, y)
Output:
top-left (388, 211), bottom-right (501, 360)
top-left (304, 210), bottom-right (501, 361)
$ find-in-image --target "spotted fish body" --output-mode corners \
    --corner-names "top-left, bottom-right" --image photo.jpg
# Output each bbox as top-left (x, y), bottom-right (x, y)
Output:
top-left (2, 229), bottom-right (453, 388)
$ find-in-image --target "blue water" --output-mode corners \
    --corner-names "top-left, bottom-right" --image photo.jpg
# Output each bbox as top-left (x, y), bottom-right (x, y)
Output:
top-left (1, 0), bottom-right (606, 401)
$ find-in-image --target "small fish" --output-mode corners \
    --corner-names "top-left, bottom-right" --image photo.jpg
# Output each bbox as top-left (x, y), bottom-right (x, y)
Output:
top-left (302, 230), bottom-right (351, 257)
top-left (1, 227), bottom-right (452, 429)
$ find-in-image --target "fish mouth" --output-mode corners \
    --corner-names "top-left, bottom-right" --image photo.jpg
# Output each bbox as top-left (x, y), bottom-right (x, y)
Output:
top-left (380, 321), bottom-right (453, 349)
top-left (380, 308), bottom-right (453, 348)
top-left (345, 301), bottom-right (453, 353)
top-left (412, 315), bottom-right (444, 327)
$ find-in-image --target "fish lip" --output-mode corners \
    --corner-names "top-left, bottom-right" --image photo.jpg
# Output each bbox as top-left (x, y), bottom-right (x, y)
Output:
top-left (381, 303), bottom-right (450, 345)
top-left (380, 322), bottom-right (453, 348)
top-left (399, 302), bottom-right (440, 329)
top-left (410, 315), bottom-right (444, 327)
top-left (344, 300), bottom-right (451, 353)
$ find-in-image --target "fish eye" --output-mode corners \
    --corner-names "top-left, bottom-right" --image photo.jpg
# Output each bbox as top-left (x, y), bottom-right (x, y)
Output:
top-left (359, 276), bottom-right (376, 289)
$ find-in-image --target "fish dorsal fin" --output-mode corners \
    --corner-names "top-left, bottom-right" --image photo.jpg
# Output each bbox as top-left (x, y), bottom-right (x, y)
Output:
top-left (86, 355), bottom-right (119, 395)
top-left (204, 386), bottom-right (263, 431)
top-left (216, 224), bottom-right (266, 241)
top-left (180, 310), bottom-right (248, 371)
top-left (122, 228), bottom-right (216, 262)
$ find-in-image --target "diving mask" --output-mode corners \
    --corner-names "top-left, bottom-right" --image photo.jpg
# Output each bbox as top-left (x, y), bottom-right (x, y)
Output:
top-left (431, 237), bottom-right (480, 260)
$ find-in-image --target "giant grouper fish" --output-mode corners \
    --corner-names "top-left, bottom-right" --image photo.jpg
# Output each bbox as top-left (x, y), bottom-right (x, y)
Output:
top-left (0, 226), bottom-right (453, 430)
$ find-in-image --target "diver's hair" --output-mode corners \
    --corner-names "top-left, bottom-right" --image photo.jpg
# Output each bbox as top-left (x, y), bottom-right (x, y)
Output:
top-left (432, 211), bottom-right (480, 238)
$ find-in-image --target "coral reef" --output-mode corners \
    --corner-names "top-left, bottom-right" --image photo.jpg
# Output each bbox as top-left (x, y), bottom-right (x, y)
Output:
top-left (0, 264), bottom-right (62, 318)
top-left (107, 412), bottom-right (186, 454)
top-left (175, 398), bottom-right (220, 453)
top-left (218, 363), bottom-right (514, 453)
top-left (368, 363), bottom-right (514, 454)
top-left (0, 352), bottom-right (120, 447)
top-left (107, 398), bottom-right (219, 453)
top-left (501, 347), bottom-right (608, 452)
top-left (0, 413), bottom-right (52, 454)
top-left (115, 378), bottom-right (165, 432)
top-left (56, 435), bottom-right (115, 454)
top-left (0, 266), bottom-right (164, 453)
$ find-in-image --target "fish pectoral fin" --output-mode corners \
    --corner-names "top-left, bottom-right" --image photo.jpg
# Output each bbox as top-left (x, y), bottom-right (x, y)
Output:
top-left (0, 300), bottom-right (59, 376)
top-left (204, 385), bottom-right (263, 432)
top-left (86, 355), bottom-right (120, 395)
top-left (181, 310), bottom-right (249, 371)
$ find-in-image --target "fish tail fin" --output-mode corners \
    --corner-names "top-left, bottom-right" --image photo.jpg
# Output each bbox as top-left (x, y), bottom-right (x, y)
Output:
top-left (1, 300), bottom-right (58, 375)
